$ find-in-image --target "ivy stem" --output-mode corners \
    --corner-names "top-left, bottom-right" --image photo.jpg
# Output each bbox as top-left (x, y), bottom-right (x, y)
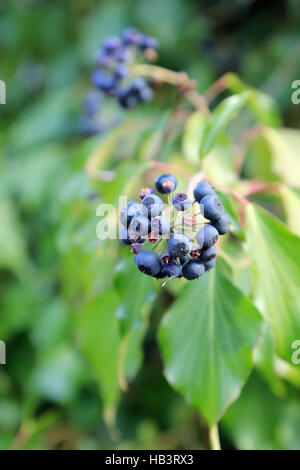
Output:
top-left (131, 63), bottom-right (210, 114)
top-left (209, 423), bottom-right (221, 450)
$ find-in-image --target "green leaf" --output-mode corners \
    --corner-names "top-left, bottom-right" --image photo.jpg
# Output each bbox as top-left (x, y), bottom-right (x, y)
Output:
top-left (246, 204), bottom-right (300, 361)
top-left (158, 262), bottom-right (263, 425)
top-left (0, 198), bottom-right (28, 274)
top-left (280, 186), bottom-right (300, 236)
top-left (79, 290), bottom-right (120, 411)
top-left (182, 111), bottom-right (205, 164)
top-left (262, 127), bottom-right (300, 187)
top-left (224, 73), bottom-right (282, 127)
top-left (115, 259), bottom-right (156, 336)
top-left (200, 91), bottom-right (251, 157)
top-left (222, 371), bottom-right (300, 450)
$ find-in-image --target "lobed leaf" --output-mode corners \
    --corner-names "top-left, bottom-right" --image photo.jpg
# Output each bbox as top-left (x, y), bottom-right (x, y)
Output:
top-left (158, 262), bottom-right (263, 425)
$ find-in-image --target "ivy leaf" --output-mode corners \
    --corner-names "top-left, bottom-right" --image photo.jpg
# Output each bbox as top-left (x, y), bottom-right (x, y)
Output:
top-left (262, 127), bottom-right (300, 187)
top-left (158, 262), bottom-right (263, 425)
top-left (182, 111), bottom-right (205, 164)
top-left (224, 73), bottom-right (282, 127)
top-left (280, 186), bottom-right (300, 236)
top-left (200, 91), bottom-right (251, 157)
top-left (246, 204), bottom-right (300, 361)
top-left (79, 290), bottom-right (120, 419)
top-left (115, 258), bottom-right (156, 336)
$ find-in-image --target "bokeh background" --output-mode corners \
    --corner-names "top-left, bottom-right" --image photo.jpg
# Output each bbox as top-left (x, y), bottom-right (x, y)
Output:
top-left (0, 0), bottom-right (300, 450)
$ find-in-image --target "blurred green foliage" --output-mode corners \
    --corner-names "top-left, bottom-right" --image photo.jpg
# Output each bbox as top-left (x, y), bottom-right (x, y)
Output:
top-left (0, 0), bottom-right (300, 450)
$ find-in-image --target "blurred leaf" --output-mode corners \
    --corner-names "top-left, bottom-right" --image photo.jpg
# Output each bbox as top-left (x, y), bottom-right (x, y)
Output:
top-left (280, 186), bottom-right (300, 236)
top-left (225, 73), bottom-right (282, 127)
top-left (115, 259), bottom-right (156, 336)
top-left (254, 322), bottom-right (286, 397)
top-left (29, 346), bottom-right (84, 404)
top-left (222, 372), bottom-right (300, 450)
top-left (79, 290), bottom-right (120, 412)
top-left (0, 198), bottom-right (28, 273)
top-left (246, 204), bottom-right (300, 361)
top-left (182, 111), bottom-right (205, 164)
top-left (6, 87), bottom-right (78, 151)
top-left (200, 91), bottom-right (251, 157)
top-left (158, 261), bottom-right (263, 425)
top-left (263, 127), bottom-right (300, 188)
top-left (202, 139), bottom-right (237, 186)
top-left (222, 372), bottom-right (280, 450)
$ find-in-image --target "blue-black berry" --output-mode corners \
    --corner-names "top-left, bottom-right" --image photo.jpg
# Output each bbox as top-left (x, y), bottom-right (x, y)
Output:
top-left (200, 245), bottom-right (217, 263)
top-left (168, 233), bottom-right (192, 257)
top-left (134, 250), bottom-right (162, 276)
top-left (92, 70), bottom-right (116, 94)
top-left (182, 260), bottom-right (205, 280)
top-left (150, 215), bottom-right (170, 236)
top-left (210, 214), bottom-right (229, 235)
top-left (172, 193), bottom-right (191, 211)
top-left (138, 187), bottom-right (155, 199)
top-left (155, 174), bottom-right (177, 194)
top-left (141, 194), bottom-right (163, 218)
top-left (156, 260), bottom-right (182, 279)
top-left (200, 194), bottom-right (224, 220)
top-left (120, 201), bottom-right (141, 226)
top-left (193, 181), bottom-right (215, 202)
top-left (128, 215), bottom-right (150, 238)
top-left (196, 224), bottom-right (219, 249)
top-left (120, 176), bottom-right (228, 282)
top-left (120, 226), bottom-right (132, 245)
top-left (204, 258), bottom-right (217, 271)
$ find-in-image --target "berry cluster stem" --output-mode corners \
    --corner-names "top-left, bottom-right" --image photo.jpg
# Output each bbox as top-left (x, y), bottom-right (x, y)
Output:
top-left (131, 64), bottom-right (210, 113)
top-left (131, 63), bottom-right (189, 86)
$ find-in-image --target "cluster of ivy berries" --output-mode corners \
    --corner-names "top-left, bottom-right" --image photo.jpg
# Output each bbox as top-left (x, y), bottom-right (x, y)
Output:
top-left (119, 174), bottom-right (229, 281)
top-left (92, 28), bottom-right (158, 109)
top-left (81, 28), bottom-right (158, 135)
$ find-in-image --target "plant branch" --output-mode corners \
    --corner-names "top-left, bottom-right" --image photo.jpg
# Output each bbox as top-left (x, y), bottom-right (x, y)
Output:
top-left (131, 63), bottom-right (210, 114)
top-left (209, 423), bottom-right (221, 450)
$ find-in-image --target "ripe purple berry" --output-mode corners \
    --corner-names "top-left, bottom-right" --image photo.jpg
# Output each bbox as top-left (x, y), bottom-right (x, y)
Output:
top-left (91, 70), bottom-right (116, 93)
top-left (119, 201), bottom-right (141, 226)
top-left (196, 225), bottom-right (219, 249)
top-left (141, 194), bottom-right (164, 218)
top-left (156, 261), bottom-right (182, 279)
top-left (200, 245), bottom-right (217, 263)
top-left (182, 260), bottom-right (205, 280)
top-left (134, 250), bottom-right (162, 276)
top-left (200, 194), bottom-right (224, 220)
top-left (102, 36), bottom-right (122, 53)
top-left (150, 215), bottom-right (170, 236)
top-left (138, 187), bottom-right (155, 199)
top-left (210, 214), bottom-right (229, 235)
top-left (155, 174), bottom-right (177, 194)
top-left (168, 233), bottom-right (192, 257)
top-left (204, 258), bottom-right (217, 271)
top-left (172, 193), bottom-right (191, 211)
top-left (193, 181), bottom-right (215, 202)
top-left (140, 35), bottom-right (159, 50)
top-left (128, 215), bottom-right (150, 238)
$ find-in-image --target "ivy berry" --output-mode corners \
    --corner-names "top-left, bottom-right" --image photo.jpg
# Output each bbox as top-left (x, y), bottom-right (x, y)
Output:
top-left (155, 174), bottom-right (177, 194)
top-left (134, 250), bottom-right (162, 276)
